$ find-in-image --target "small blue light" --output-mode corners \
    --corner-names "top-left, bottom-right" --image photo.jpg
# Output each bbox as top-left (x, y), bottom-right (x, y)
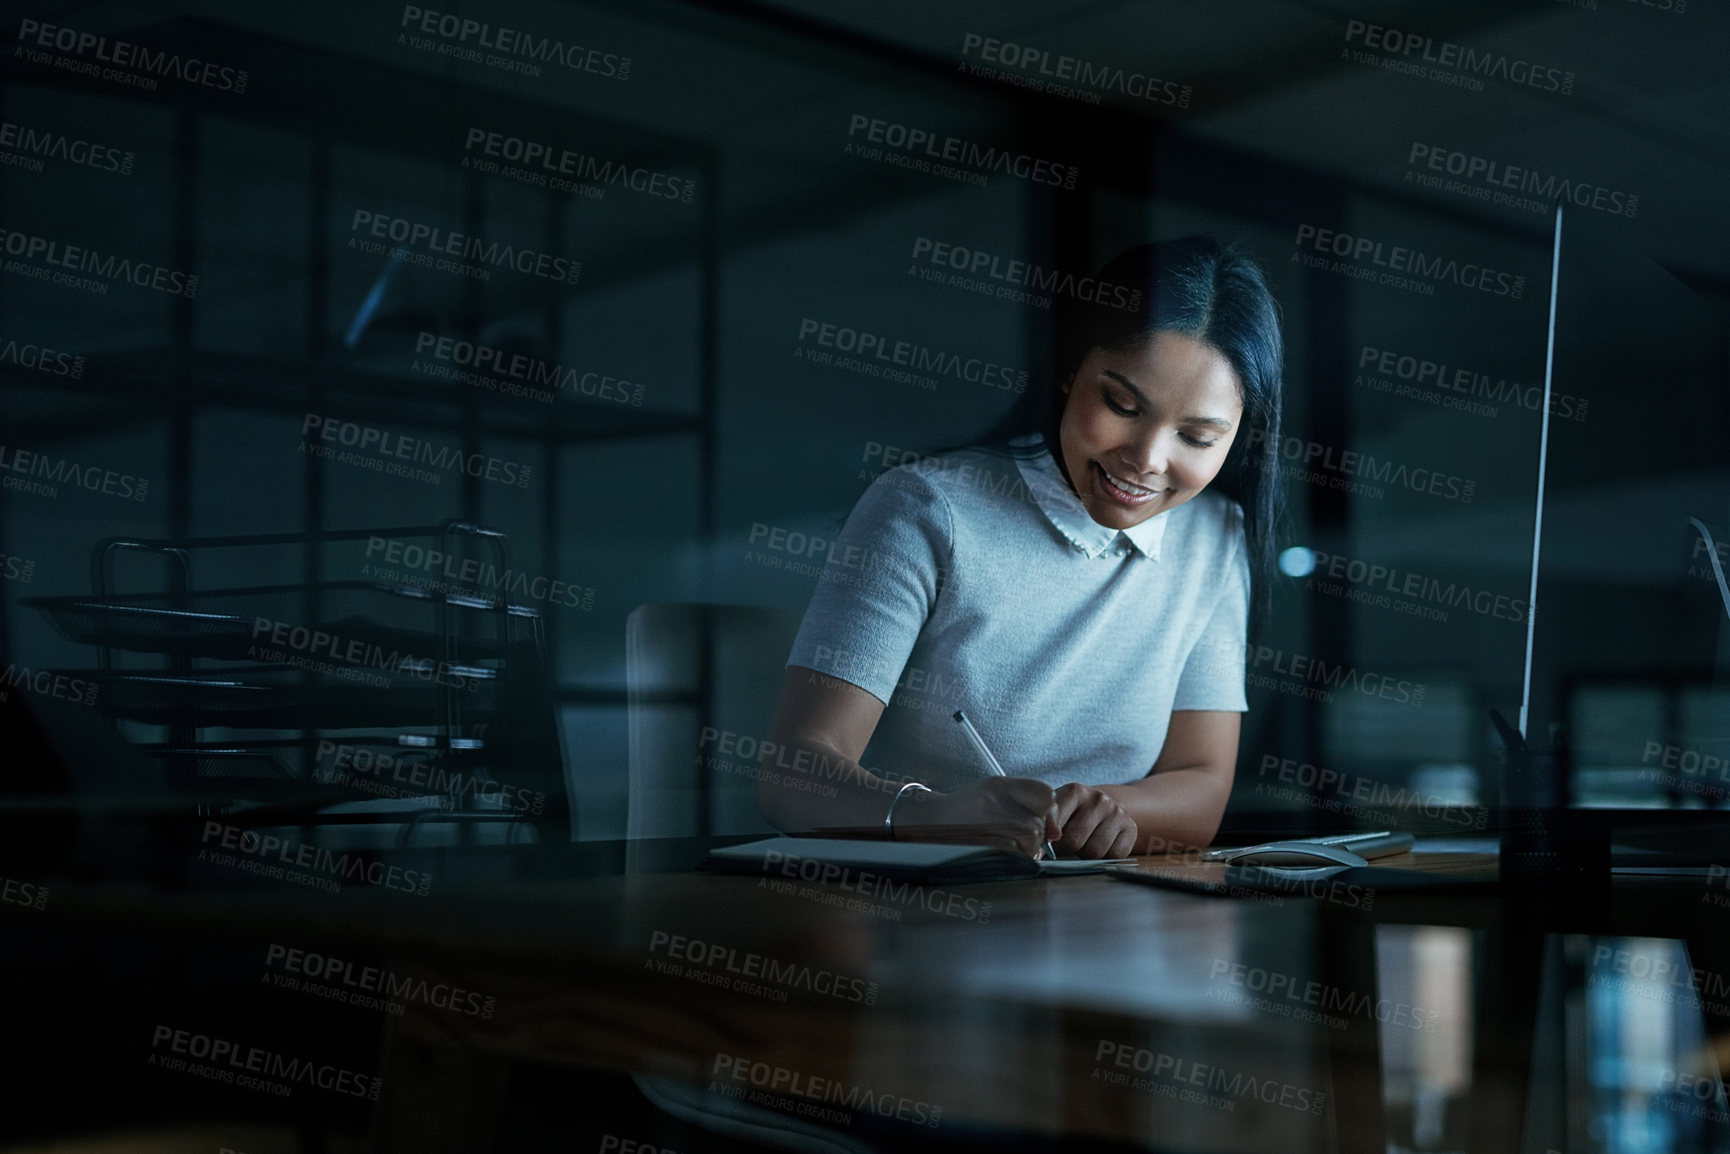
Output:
top-left (1279, 546), bottom-right (1315, 578)
top-left (344, 253), bottom-right (404, 349)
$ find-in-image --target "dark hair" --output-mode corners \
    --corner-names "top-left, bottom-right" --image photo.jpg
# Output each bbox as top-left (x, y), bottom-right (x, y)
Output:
top-left (966, 236), bottom-right (1286, 634)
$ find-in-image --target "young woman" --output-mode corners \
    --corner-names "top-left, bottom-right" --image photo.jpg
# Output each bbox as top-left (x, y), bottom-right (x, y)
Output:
top-left (756, 237), bottom-right (1285, 858)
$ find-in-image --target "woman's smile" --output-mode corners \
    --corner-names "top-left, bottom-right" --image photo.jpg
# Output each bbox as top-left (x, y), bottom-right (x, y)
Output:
top-left (1091, 461), bottom-right (1168, 508)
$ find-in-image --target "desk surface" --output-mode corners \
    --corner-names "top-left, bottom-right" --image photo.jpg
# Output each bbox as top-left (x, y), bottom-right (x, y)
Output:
top-left (22, 844), bottom-right (1730, 1153)
top-left (8, 848), bottom-right (1563, 1149)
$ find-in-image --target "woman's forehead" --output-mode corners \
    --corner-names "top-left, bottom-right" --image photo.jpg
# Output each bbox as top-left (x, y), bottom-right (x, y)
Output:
top-left (1092, 336), bottom-right (1243, 401)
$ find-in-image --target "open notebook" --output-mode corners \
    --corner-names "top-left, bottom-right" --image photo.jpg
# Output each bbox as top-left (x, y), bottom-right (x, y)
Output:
top-left (701, 836), bottom-right (1132, 883)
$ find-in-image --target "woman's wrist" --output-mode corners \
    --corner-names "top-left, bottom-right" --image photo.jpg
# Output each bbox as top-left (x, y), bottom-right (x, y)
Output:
top-left (884, 781), bottom-right (934, 840)
top-left (886, 784), bottom-right (952, 838)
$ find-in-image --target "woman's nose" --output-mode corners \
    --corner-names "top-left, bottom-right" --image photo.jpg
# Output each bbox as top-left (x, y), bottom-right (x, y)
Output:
top-left (1123, 431), bottom-right (1170, 478)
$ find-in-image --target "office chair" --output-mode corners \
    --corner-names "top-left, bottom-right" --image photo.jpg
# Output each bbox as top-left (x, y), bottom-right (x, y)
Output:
top-left (625, 603), bottom-right (801, 852)
top-left (624, 602), bottom-right (879, 1154)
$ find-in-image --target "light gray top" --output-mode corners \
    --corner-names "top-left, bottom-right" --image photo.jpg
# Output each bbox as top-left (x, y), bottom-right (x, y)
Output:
top-left (785, 434), bottom-right (1250, 792)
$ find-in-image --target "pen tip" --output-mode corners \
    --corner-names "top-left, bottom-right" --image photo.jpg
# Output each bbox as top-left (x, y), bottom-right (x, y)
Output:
top-left (952, 710), bottom-right (965, 723)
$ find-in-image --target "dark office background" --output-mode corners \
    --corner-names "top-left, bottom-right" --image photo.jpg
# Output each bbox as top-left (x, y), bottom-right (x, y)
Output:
top-left (1, 3), bottom-right (1729, 1148)
top-left (4, 0), bottom-right (1725, 837)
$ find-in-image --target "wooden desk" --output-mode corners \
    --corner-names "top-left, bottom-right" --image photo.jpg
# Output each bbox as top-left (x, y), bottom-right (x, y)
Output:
top-left (44, 850), bottom-right (1393, 1151)
top-left (370, 867), bottom-right (1342, 1153)
top-left (33, 845), bottom-right (1719, 1154)
top-left (202, 848), bottom-right (1497, 1151)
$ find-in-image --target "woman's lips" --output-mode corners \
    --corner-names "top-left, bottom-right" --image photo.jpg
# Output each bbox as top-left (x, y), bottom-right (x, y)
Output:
top-left (1093, 461), bottom-right (1164, 507)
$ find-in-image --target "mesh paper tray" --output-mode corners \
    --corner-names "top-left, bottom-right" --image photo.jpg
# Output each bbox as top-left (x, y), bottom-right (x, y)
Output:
top-left (29, 581), bottom-right (538, 661)
top-left (143, 736), bottom-right (488, 782)
top-left (143, 738), bottom-right (494, 806)
top-left (59, 664), bottom-right (502, 728)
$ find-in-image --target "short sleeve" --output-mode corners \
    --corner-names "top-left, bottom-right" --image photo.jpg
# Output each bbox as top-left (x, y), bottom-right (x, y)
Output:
top-left (785, 466), bottom-right (954, 706)
top-left (1171, 510), bottom-right (1251, 712)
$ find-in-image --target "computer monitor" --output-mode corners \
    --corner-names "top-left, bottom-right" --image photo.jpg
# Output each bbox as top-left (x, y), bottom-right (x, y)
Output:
top-left (1515, 200), bottom-right (1729, 861)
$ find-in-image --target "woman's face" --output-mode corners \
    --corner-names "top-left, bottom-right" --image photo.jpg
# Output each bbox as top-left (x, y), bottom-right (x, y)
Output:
top-left (1056, 331), bottom-right (1245, 531)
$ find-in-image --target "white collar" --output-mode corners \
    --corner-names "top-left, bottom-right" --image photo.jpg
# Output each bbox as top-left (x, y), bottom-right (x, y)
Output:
top-left (1010, 434), bottom-right (1167, 561)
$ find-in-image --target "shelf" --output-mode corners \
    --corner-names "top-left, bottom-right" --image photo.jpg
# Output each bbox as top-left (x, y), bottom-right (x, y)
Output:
top-left (0, 349), bottom-right (702, 445)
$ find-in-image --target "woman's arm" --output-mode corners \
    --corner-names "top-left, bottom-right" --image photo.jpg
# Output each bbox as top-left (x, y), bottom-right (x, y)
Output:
top-left (756, 665), bottom-right (1058, 855)
top-left (754, 665), bottom-right (890, 834)
top-left (1058, 710), bottom-right (1241, 856)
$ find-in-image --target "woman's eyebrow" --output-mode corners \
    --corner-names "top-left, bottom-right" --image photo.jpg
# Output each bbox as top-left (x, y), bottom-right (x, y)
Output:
top-left (1102, 370), bottom-right (1149, 404)
top-left (1102, 370), bottom-right (1233, 428)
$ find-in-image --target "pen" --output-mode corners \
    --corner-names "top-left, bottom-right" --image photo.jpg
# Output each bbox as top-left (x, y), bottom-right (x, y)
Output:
top-left (952, 709), bottom-right (1059, 861)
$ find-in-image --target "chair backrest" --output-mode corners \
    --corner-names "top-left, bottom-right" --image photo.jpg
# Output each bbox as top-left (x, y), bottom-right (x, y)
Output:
top-left (625, 603), bottom-right (807, 846)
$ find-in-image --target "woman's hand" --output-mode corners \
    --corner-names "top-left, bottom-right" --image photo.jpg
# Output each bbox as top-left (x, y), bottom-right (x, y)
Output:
top-left (894, 778), bottom-right (1059, 858)
top-left (1052, 784), bottom-right (1139, 859)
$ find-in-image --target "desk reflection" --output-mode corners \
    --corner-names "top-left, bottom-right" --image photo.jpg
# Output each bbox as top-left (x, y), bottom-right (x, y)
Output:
top-left (11, 843), bottom-right (1730, 1154)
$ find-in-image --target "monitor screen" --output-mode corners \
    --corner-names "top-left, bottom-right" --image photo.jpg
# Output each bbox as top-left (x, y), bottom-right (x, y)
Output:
top-left (1530, 204), bottom-right (1730, 808)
